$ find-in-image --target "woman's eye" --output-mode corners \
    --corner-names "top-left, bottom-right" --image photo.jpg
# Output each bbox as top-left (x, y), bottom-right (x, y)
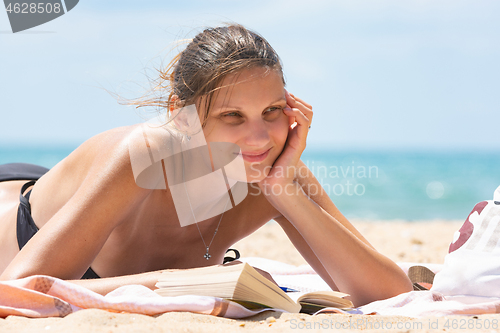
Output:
top-left (222, 112), bottom-right (241, 118)
top-left (219, 112), bottom-right (244, 124)
top-left (265, 107), bottom-right (282, 113)
top-left (263, 106), bottom-right (283, 120)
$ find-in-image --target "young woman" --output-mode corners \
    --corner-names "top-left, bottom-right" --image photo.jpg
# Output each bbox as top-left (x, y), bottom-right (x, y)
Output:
top-left (0, 24), bottom-right (412, 306)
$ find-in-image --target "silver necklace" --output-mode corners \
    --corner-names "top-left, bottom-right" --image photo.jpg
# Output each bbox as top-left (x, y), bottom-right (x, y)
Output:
top-left (180, 135), bottom-right (231, 260)
top-left (194, 197), bottom-right (230, 260)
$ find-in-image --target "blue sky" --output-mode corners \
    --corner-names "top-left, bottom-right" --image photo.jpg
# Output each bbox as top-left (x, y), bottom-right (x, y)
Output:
top-left (1, 0), bottom-right (499, 150)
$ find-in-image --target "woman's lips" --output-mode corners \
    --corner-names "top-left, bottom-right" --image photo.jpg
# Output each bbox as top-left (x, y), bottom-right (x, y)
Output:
top-left (239, 148), bottom-right (271, 163)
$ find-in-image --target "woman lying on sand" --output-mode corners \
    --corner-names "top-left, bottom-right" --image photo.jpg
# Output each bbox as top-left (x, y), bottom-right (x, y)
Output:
top-left (0, 24), bottom-right (412, 306)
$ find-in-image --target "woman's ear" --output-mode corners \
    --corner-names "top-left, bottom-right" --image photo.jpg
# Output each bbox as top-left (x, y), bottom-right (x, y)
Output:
top-left (169, 95), bottom-right (183, 129)
top-left (169, 95), bottom-right (179, 114)
top-left (170, 95), bottom-right (187, 124)
top-left (169, 95), bottom-right (194, 131)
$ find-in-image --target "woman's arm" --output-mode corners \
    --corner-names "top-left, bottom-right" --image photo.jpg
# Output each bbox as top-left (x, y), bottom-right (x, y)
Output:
top-left (273, 161), bottom-right (413, 306)
top-left (68, 270), bottom-right (162, 296)
top-left (260, 93), bottom-right (413, 306)
top-left (0, 136), bottom-right (151, 282)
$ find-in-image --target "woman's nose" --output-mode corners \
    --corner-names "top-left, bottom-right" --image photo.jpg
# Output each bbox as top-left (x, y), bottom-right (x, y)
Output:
top-left (243, 121), bottom-right (271, 147)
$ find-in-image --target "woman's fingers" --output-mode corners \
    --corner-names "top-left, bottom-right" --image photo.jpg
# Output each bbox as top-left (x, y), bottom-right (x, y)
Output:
top-left (283, 108), bottom-right (309, 127)
top-left (260, 92), bottom-right (312, 188)
top-left (283, 107), bottom-right (310, 141)
top-left (287, 92), bottom-right (312, 112)
top-left (289, 93), bottom-right (312, 110)
top-left (285, 91), bottom-right (313, 127)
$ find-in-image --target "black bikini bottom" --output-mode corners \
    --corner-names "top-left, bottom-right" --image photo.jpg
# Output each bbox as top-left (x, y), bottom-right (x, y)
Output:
top-left (0, 163), bottom-right (100, 279)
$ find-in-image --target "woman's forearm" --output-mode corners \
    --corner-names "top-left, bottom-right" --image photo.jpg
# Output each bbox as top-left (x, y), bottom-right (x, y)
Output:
top-left (267, 182), bottom-right (413, 306)
top-left (68, 270), bottom-right (163, 296)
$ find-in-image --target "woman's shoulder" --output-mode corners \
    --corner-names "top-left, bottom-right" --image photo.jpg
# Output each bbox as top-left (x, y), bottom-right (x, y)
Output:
top-left (39, 124), bottom-right (149, 198)
top-left (63, 124), bottom-right (144, 171)
top-left (75, 122), bottom-right (176, 163)
top-left (77, 124), bottom-right (143, 157)
top-left (29, 124), bottom-right (152, 229)
top-left (66, 122), bottom-right (182, 192)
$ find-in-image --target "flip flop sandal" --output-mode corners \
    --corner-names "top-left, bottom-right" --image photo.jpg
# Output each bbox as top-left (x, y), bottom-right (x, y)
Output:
top-left (408, 265), bottom-right (435, 291)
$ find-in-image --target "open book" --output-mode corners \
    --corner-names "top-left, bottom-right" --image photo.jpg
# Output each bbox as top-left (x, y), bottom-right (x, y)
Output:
top-left (155, 262), bottom-right (353, 313)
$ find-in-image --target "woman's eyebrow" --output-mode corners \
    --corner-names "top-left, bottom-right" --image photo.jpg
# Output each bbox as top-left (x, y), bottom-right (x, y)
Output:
top-left (267, 98), bottom-right (287, 106)
top-left (218, 98), bottom-right (287, 111)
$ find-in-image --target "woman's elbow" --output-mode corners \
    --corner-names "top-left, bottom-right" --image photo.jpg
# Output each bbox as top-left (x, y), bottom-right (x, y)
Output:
top-left (0, 264), bottom-right (47, 281)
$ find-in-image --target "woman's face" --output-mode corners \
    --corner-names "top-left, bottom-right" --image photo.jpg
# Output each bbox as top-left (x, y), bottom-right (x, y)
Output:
top-left (202, 67), bottom-right (289, 183)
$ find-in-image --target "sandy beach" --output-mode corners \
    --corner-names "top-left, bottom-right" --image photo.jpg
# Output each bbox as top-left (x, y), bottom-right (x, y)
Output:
top-left (2, 219), bottom-right (499, 333)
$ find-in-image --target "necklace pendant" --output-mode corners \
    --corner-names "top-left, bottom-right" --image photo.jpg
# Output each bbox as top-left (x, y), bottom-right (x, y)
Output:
top-left (204, 247), bottom-right (211, 260)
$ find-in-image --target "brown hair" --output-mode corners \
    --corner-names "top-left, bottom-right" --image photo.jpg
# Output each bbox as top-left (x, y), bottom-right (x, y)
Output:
top-left (125, 24), bottom-right (284, 126)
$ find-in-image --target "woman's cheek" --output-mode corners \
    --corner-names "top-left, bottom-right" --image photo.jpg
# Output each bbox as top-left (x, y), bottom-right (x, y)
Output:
top-left (274, 116), bottom-right (290, 148)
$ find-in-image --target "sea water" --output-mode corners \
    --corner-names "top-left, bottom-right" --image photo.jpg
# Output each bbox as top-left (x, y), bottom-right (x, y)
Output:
top-left (301, 148), bottom-right (500, 221)
top-left (1, 145), bottom-right (498, 221)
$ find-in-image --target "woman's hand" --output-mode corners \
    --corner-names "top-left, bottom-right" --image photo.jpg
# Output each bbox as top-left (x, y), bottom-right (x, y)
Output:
top-left (258, 91), bottom-right (313, 193)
